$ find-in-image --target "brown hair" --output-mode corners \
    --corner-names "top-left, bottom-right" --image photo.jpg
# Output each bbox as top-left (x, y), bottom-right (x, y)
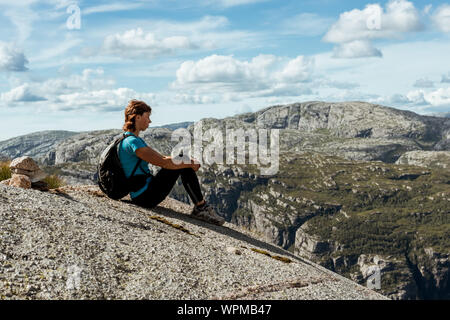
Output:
top-left (123, 99), bottom-right (152, 132)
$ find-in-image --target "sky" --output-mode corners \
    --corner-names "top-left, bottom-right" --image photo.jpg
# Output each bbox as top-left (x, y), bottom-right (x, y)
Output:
top-left (0, 0), bottom-right (449, 141)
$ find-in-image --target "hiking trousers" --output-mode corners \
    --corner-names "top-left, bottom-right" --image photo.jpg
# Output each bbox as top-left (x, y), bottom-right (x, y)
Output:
top-left (132, 167), bottom-right (204, 209)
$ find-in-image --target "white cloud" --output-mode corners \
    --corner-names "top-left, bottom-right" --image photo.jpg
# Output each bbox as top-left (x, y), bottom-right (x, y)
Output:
top-left (386, 93), bottom-right (412, 104)
top-left (309, 38), bottom-right (450, 114)
top-left (2, 2), bottom-right (38, 44)
top-left (53, 87), bottom-right (156, 112)
top-left (383, 0), bottom-right (423, 32)
top-left (174, 54), bottom-right (268, 86)
top-left (432, 4), bottom-right (450, 32)
top-left (79, 15), bottom-right (260, 61)
top-left (36, 68), bottom-right (114, 96)
top-left (172, 93), bottom-right (216, 105)
top-left (274, 56), bottom-right (314, 83)
top-left (83, 2), bottom-right (145, 15)
top-left (332, 40), bottom-right (382, 58)
top-left (314, 39), bottom-right (450, 96)
top-left (0, 42), bottom-right (29, 72)
top-left (324, 0), bottom-right (422, 43)
top-left (323, 0), bottom-right (423, 58)
top-left (405, 90), bottom-right (427, 105)
top-left (172, 54), bottom-right (315, 103)
top-left (102, 28), bottom-right (198, 59)
top-left (1, 83), bottom-right (46, 103)
top-left (211, 0), bottom-right (268, 8)
top-left (0, 68), bottom-right (156, 111)
top-left (399, 87), bottom-right (450, 108)
top-left (422, 87), bottom-right (450, 107)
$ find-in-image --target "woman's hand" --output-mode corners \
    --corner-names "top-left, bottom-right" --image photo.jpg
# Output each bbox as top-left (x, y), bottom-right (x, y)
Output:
top-left (189, 156), bottom-right (201, 172)
top-left (191, 162), bottom-right (201, 172)
top-left (136, 147), bottom-right (202, 171)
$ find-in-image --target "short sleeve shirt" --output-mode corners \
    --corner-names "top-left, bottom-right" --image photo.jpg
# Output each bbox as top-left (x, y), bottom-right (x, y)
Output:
top-left (118, 132), bottom-right (153, 199)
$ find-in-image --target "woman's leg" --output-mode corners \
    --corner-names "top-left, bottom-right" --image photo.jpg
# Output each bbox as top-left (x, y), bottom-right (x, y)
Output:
top-left (179, 167), bottom-right (204, 205)
top-left (133, 168), bottom-right (204, 209)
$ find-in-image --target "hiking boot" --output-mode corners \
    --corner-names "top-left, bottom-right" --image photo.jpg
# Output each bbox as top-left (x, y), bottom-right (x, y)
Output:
top-left (191, 203), bottom-right (225, 226)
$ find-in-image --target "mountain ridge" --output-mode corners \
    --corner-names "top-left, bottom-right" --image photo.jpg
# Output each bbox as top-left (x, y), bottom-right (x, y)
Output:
top-left (1, 101), bottom-right (449, 165)
top-left (1, 101), bottom-right (449, 299)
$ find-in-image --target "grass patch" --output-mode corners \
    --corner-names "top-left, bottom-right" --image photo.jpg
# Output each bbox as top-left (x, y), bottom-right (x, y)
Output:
top-left (250, 248), bottom-right (292, 263)
top-left (0, 161), bottom-right (11, 181)
top-left (149, 215), bottom-right (198, 237)
top-left (1, 161), bottom-right (66, 190)
top-left (42, 174), bottom-right (66, 189)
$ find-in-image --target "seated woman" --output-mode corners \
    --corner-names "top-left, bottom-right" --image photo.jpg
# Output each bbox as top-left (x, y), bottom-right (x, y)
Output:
top-left (119, 99), bottom-right (225, 226)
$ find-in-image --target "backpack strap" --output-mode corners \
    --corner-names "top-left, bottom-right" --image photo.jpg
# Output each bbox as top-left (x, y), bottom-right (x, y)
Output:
top-left (130, 158), bottom-right (142, 177)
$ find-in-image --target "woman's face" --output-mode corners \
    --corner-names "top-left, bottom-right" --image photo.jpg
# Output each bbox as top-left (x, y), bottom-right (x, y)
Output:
top-left (136, 112), bottom-right (151, 131)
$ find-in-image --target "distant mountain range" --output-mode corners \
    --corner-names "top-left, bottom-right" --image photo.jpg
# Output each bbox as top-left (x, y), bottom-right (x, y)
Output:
top-left (1, 101), bottom-right (449, 300)
top-left (425, 112), bottom-right (450, 118)
top-left (0, 122), bottom-right (193, 162)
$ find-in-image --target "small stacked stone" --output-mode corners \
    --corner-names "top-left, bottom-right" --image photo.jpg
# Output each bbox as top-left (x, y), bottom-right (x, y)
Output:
top-left (0, 156), bottom-right (47, 190)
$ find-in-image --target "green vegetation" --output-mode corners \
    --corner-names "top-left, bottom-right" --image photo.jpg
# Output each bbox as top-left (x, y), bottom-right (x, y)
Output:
top-left (42, 174), bottom-right (66, 189)
top-left (149, 215), bottom-right (198, 237)
top-left (0, 161), bottom-right (11, 181)
top-left (250, 248), bottom-right (292, 263)
top-left (0, 160), bottom-right (66, 189)
top-left (215, 151), bottom-right (449, 297)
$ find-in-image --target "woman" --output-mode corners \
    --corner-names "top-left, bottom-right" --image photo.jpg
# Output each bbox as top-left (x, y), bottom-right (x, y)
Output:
top-left (119, 99), bottom-right (225, 226)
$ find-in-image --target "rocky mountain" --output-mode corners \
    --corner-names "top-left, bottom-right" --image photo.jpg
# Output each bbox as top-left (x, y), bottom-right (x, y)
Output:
top-left (1, 101), bottom-right (449, 299)
top-left (0, 184), bottom-right (387, 299)
top-left (227, 101), bottom-right (449, 158)
top-left (217, 153), bottom-right (449, 300)
top-left (396, 151), bottom-right (450, 169)
top-left (0, 122), bottom-right (193, 164)
top-left (167, 148), bottom-right (448, 300)
top-left (0, 130), bottom-right (79, 161)
top-left (153, 121), bottom-right (194, 131)
top-left (2, 101), bottom-right (449, 168)
top-left (426, 112), bottom-right (450, 118)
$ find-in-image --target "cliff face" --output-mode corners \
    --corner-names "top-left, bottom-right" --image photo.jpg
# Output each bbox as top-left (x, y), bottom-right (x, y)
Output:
top-left (190, 153), bottom-right (449, 300)
top-left (0, 131), bottom-right (78, 161)
top-left (0, 101), bottom-right (449, 300)
top-left (396, 151), bottom-right (450, 169)
top-left (0, 184), bottom-right (387, 300)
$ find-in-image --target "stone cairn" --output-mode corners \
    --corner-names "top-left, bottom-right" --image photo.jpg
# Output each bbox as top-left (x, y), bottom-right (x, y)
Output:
top-left (0, 156), bottom-right (49, 191)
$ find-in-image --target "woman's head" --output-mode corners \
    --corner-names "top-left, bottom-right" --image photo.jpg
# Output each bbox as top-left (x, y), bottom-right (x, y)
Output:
top-left (123, 99), bottom-right (152, 133)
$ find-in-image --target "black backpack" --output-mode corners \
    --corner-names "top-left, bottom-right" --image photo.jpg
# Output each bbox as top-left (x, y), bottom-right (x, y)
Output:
top-left (97, 133), bottom-right (146, 200)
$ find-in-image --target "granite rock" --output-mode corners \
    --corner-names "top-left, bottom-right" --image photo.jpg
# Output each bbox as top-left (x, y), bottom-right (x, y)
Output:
top-left (0, 184), bottom-right (388, 300)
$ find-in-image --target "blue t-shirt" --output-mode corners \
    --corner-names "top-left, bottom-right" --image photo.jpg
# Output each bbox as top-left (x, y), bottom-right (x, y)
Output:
top-left (118, 132), bottom-right (152, 199)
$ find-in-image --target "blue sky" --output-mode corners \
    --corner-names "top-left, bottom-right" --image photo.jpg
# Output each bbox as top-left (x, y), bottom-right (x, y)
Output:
top-left (0, 0), bottom-right (449, 141)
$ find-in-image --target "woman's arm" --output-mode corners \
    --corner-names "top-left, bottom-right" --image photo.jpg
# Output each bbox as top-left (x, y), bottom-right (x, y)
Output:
top-left (135, 146), bottom-right (199, 171)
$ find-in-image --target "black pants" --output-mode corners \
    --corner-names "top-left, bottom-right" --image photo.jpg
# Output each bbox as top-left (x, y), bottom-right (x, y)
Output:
top-left (132, 168), bottom-right (204, 209)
